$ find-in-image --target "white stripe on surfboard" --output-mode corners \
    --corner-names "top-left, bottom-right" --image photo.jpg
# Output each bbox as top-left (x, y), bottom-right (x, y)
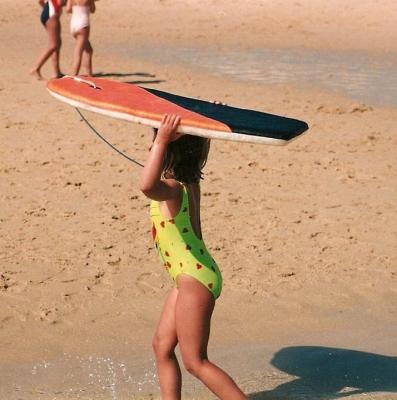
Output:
top-left (47, 89), bottom-right (289, 146)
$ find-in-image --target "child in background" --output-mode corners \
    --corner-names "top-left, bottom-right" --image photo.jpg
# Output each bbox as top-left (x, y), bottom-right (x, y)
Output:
top-left (31, 0), bottom-right (65, 80)
top-left (140, 114), bottom-right (247, 400)
top-left (66, 0), bottom-right (96, 76)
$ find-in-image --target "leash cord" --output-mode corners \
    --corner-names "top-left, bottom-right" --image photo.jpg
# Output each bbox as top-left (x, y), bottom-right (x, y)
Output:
top-left (75, 107), bottom-right (144, 168)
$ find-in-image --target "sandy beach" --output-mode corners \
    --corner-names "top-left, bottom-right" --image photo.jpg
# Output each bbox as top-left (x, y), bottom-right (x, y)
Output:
top-left (1, 0), bottom-right (396, 399)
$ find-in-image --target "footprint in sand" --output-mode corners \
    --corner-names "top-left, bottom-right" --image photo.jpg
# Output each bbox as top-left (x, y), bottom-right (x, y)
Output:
top-left (136, 272), bottom-right (161, 295)
top-left (37, 306), bottom-right (59, 324)
top-left (0, 316), bottom-right (13, 328)
top-left (0, 272), bottom-right (27, 293)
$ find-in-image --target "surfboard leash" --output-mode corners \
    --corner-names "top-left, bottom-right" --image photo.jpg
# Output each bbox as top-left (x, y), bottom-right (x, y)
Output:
top-left (75, 108), bottom-right (144, 168)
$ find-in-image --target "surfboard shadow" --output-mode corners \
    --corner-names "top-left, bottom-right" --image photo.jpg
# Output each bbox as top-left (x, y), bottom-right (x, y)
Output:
top-left (248, 346), bottom-right (397, 400)
top-left (125, 79), bottom-right (166, 85)
top-left (93, 72), bottom-right (157, 78)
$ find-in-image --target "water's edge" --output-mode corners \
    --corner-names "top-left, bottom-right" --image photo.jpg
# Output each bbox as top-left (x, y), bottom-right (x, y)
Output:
top-left (113, 45), bottom-right (397, 107)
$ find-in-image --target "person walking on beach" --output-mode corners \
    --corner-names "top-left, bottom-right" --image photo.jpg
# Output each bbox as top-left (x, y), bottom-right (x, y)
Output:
top-left (31, 0), bottom-right (65, 80)
top-left (140, 114), bottom-right (247, 400)
top-left (66, 0), bottom-right (96, 76)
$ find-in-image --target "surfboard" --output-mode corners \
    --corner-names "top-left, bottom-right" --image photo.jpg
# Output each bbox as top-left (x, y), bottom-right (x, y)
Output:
top-left (47, 76), bottom-right (308, 145)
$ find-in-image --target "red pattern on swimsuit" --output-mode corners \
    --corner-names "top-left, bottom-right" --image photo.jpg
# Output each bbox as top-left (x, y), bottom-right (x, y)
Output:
top-left (151, 224), bottom-right (157, 240)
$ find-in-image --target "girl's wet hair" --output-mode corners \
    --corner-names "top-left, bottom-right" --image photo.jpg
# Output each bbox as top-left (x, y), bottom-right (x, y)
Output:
top-left (153, 129), bottom-right (210, 184)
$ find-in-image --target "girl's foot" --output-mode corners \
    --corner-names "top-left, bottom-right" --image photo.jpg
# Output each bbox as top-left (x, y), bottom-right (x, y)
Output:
top-left (83, 69), bottom-right (93, 77)
top-left (49, 72), bottom-right (64, 80)
top-left (30, 68), bottom-right (43, 80)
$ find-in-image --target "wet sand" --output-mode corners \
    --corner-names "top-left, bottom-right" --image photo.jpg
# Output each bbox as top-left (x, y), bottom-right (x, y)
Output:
top-left (1, 0), bottom-right (397, 399)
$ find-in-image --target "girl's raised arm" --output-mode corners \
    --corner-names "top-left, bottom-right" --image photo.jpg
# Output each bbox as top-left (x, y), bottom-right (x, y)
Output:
top-left (140, 114), bottom-right (182, 201)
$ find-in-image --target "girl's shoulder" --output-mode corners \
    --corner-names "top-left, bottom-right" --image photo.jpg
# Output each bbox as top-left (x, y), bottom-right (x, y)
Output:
top-left (163, 178), bottom-right (183, 193)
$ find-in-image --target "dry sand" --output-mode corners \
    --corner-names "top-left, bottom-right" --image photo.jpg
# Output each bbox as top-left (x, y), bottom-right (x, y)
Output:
top-left (0, 0), bottom-right (396, 399)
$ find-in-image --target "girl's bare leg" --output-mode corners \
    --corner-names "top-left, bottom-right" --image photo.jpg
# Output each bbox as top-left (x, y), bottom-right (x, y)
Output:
top-left (152, 288), bottom-right (182, 400)
top-left (72, 28), bottom-right (89, 76)
top-left (175, 275), bottom-right (247, 400)
top-left (82, 38), bottom-right (93, 76)
top-left (30, 17), bottom-right (61, 79)
top-left (50, 19), bottom-right (62, 78)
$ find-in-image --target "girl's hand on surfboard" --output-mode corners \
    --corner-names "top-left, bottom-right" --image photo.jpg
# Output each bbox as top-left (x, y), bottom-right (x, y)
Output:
top-left (156, 114), bottom-right (181, 144)
top-left (210, 100), bottom-right (228, 106)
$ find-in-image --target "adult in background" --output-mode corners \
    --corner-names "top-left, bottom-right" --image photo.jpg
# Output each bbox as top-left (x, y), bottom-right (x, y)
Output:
top-left (31, 0), bottom-right (65, 80)
top-left (66, 0), bottom-right (96, 76)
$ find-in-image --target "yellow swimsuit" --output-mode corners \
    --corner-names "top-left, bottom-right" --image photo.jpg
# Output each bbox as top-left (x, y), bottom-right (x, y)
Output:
top-left (150, 186), bottom-right (222, 299)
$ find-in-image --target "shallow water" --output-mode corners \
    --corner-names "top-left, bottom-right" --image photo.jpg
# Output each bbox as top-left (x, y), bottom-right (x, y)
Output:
top-left (0, 344), bottom-right (280, 400)
top-left (125, 46), bottom-right (397, 107)
top-left (2, 343), bottom-right (397, 399)
top-left (0, 354), bottom-right (159, 400)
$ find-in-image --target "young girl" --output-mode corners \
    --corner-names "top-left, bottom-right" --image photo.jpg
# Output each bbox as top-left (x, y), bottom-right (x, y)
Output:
top-left (31, 0), bottom-right (65, 80)
top-left (140, 114), bottom-right (247, 400)
top-left (66, 0), bottom-right (96, 76)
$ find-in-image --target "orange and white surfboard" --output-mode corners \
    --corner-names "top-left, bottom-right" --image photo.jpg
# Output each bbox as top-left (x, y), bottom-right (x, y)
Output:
top-left (47, 76), bottom-right (308, 145)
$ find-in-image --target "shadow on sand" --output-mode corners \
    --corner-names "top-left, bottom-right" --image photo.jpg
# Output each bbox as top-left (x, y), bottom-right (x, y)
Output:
top-left (124, 79), bottom-right (166, 85)
top-left (93, 71), bottom-right (156, 78)
top-left (249, 346), bottom-right (397, 400)
top-left (93, 72), bottom-right (166, 85)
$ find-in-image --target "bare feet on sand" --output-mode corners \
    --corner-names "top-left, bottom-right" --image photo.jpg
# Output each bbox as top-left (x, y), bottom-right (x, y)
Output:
top-left (30, 68), bottom-right (43, 80)
top-left (30, 69), bottom-right (64, 80)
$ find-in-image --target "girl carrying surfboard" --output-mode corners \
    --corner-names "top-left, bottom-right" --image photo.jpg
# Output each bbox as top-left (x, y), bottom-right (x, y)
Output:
top-left (140, 114), bottom-right (247, 399)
